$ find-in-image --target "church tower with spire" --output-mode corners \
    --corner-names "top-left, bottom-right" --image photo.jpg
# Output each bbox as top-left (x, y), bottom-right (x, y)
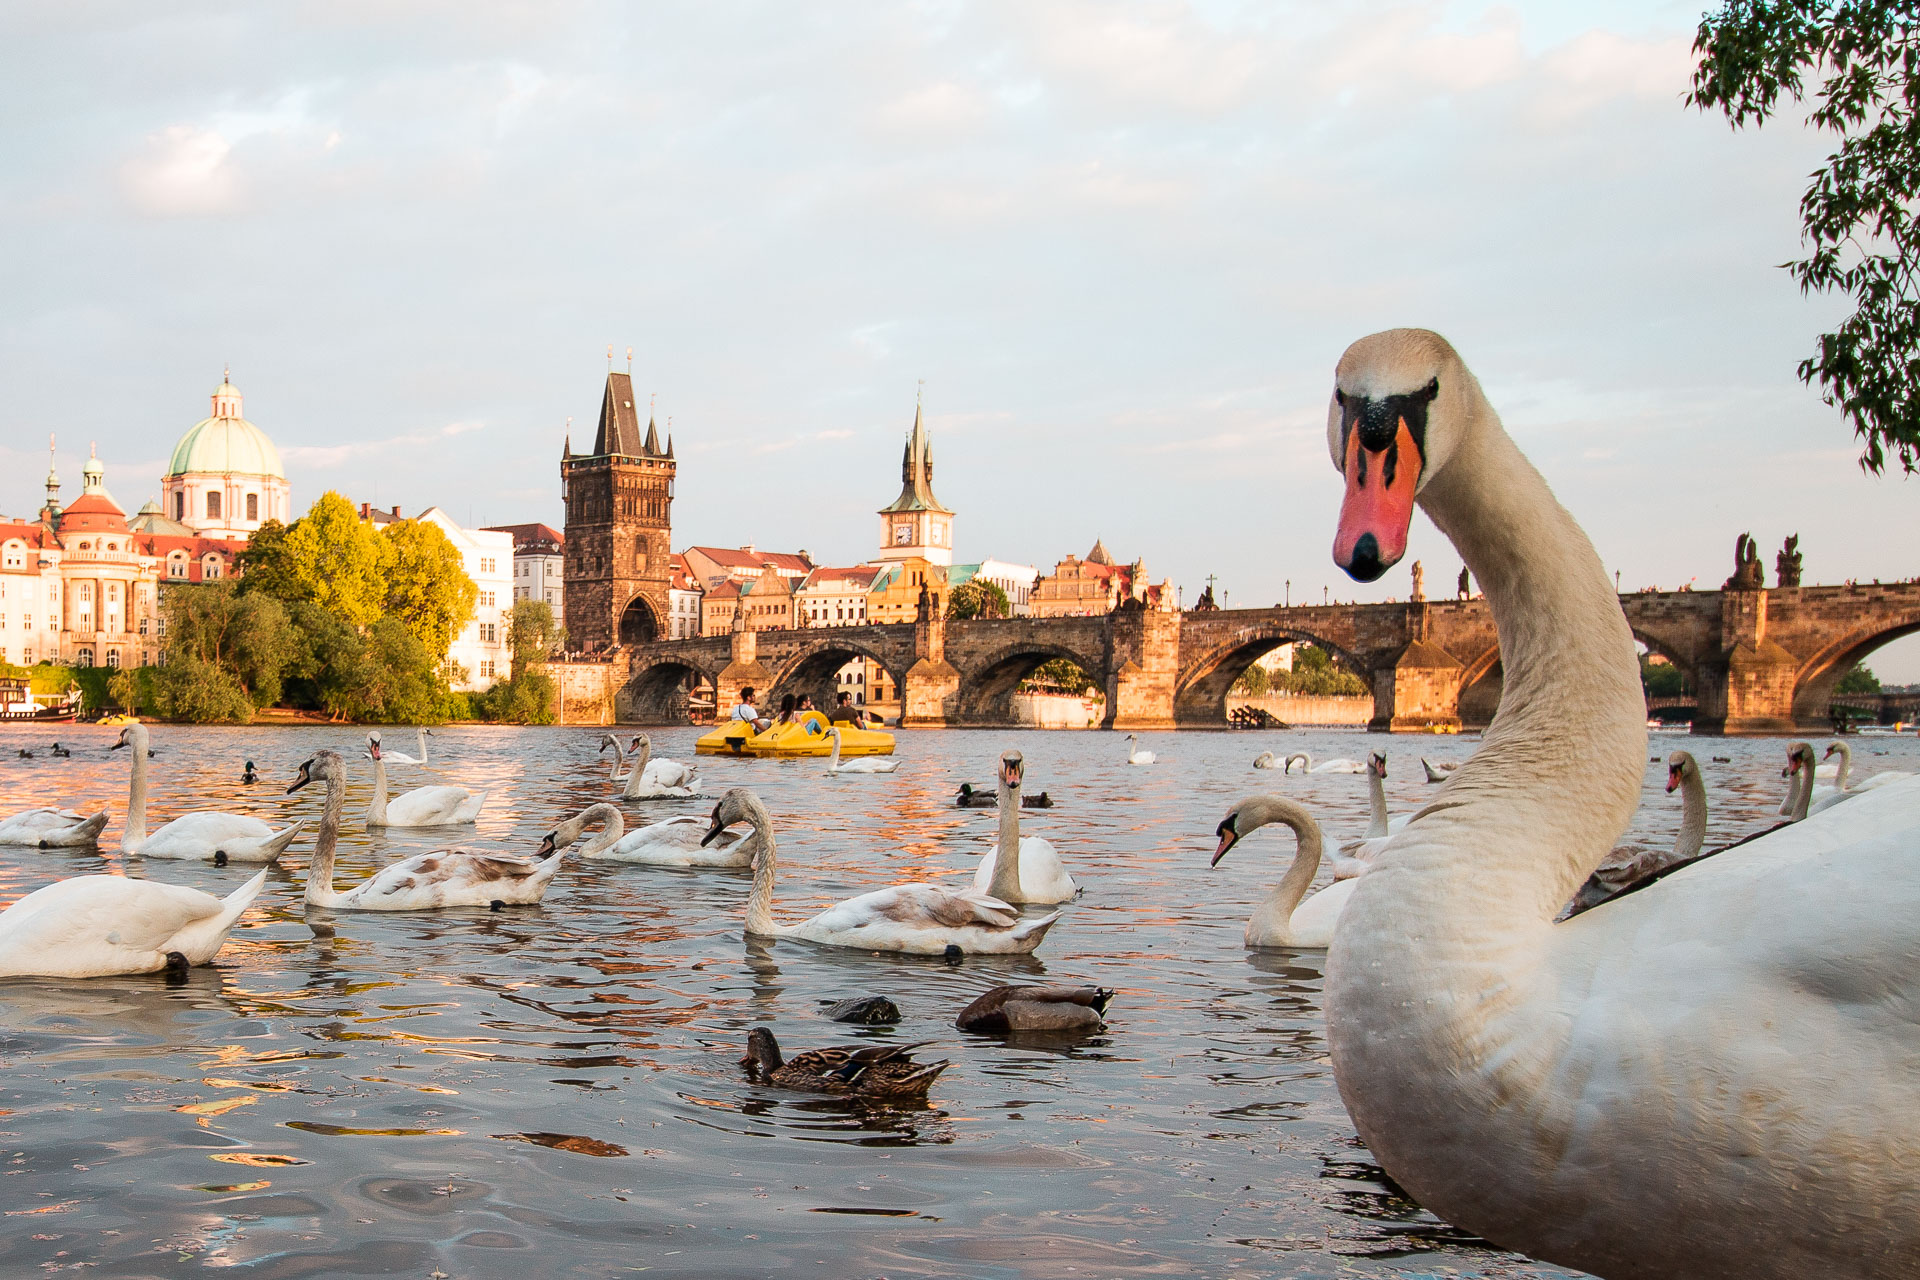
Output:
top-left (561, 365), bottom-right (676, 650)
top-left (875, 395), bottom-right (953, 567)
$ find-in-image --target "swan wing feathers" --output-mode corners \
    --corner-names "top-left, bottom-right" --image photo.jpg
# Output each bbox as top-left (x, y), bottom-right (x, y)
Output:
top-left (354, 850), bottom-right (545, 903)
top-left (641, 760), bottom-right (697, 788)
top-left (385, 786), bottom-right (477, 825)
top-left (148, 812), bottom-right (275, 843)
top-left (0, 875), bottom-right (226, 964)
top-left (808, 884), bottom-right (1022, 934)
top-left (0, 808), bottom-right (108, 843)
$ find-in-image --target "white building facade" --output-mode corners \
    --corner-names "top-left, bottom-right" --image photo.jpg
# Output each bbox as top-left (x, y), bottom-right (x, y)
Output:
top-left (416, 509), bottom-right (513, 689)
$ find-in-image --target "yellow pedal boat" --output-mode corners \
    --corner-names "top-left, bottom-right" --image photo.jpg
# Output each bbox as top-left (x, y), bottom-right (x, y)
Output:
top-left (695, 710), bottom-right (894, 757)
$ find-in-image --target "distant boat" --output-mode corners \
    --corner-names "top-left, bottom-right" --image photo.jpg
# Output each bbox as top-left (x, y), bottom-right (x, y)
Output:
top-left (0, 680), bottom-right (80, 723)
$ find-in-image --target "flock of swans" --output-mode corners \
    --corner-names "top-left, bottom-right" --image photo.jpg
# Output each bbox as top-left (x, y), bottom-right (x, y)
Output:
top-left (2, 327), bottom-right (1916, 1276)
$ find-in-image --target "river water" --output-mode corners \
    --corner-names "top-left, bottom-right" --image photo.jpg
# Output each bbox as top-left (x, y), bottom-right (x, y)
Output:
top-left (0, 722), bottom-right (1914, 1278)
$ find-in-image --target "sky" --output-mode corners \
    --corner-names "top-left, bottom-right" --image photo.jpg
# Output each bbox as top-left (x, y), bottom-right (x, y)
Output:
top-left (4, 1), bottom-right (1918, 677)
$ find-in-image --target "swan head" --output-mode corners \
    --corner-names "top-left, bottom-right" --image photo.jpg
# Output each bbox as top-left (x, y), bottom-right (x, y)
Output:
top-left (1368, 751), bottom-right (1387, 779)
top-left (1212, 796), bottom-right (1317, 866)
top-left (1000, 751), bottom-right (1025, 791)
top-left (111, 722), bottom-right (147, 752)
top-left (535, 803), bottom-right (619, 857)
top-left (1786, 741), bottom-right (1816, 776)
top-left (598, 733), bottom-right (620, 752)
top-left (704, 788), bottom-right (760, 846)
top-left (1665, 750), bottom-right (1695, 793)
top-left (630, 735), bottom-right (649, 753)
top-left (366, 731), bottom-right (383, 760)
top-left (288, 749), bottom-right (345, 794)
top-left (1327, 329), bottom-right (1474, 582)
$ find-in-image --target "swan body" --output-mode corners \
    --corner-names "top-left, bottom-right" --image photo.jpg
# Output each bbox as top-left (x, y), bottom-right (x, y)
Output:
top-left (114, 723), bottom-right (301, 862)
top-left (378, 727), bottom-right (434, 765)
top-left (1320, 328), bottom-right (1920, 1278)
top-left (1124, 734), bottom-right (1156, 765)
top-left (1252, 750), bottom-right (1282, 769)
top-left (1212, 796), bottom-right (1356, 948)
top-left (1420, 758), bottom-right (1459, 783)
top-left (1283, 752), bottom-right (1365, 774)
top-left (970, 750), bottom-right (1079, 904)
top-left (1334, 752), bottom-right (1414, 878)
top-left (292, 752), bottom-right (610, 909)
top-left (0, 807), bottom-right (109, 847)
top-left (705, 788), bottom-right (1059, 955)
top-left (0, 868), bottom-right (268, 978)
top-left (597, 813), bottom-right (750, 867)
top-left (1812, 741), bottom-right (1914, 813)
top-left (366, 733), bottom-right (485, 826)
top-left (604, 734), bottom-right (700, 797)
top-left (825, 727), bottom-right (898, 774)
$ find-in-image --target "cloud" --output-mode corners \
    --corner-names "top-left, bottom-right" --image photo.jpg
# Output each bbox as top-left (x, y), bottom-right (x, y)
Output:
top-left (121, 125), bottom-right (240, 216)
top-left (283, 421), bottom-right (486, 468)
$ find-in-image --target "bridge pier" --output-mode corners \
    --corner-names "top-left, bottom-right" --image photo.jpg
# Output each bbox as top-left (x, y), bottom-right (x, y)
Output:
top-left (1369, 638), bottom-right (1465, 732)
top-left (1102, 607), bottom-right (1180, 730)
top-left (713, 616), bottom-right (772, 720)
top-left (901, 589), bottom-right (961, 727)
top-left (1691, 588), bottom-right (1798, 735)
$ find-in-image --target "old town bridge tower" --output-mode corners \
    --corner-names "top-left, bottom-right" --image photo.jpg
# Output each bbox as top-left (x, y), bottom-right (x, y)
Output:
top-left (561, 370), bottom-right (675, 650)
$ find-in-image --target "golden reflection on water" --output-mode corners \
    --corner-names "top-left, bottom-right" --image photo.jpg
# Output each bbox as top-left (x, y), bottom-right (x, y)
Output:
top-left (0, 722), bottom-right (1913, 1277)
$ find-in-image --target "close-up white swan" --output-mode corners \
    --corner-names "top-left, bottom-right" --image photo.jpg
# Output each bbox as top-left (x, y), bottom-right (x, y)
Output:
top-left (970, 750), bottom-right (1078, 904)
top-left (378, 727), bottom-right (435, 765)
top-left (366, 731), bottom-right (487, 826)
top-left (1211, 795), bottom-right (1354, 949)
top-left (593, 810), bottom-right (750, 867)
top-left (113, 723), bottom-right (302, 863)
top-left (825, 727), bottom-right (899, 775)
top-left (0, 806), bottom-right (109, 848)
top-left (1318, 327), bottom-right (1920, 1279)
top-left (293, 751), bottom-right (608, 909)
top-left (1124, 734), bottom-right (1156, 766)
top-left (0, 866), bottom-right (268, 978)
top-left (1282, 752), bottom-right (1364, 774)
top-left (703, 788), bottom-right (1058, 955)
top-left (603, 733), bottom-right (700, 797)
top-left (1333, 751), bottom-right (1414, 878)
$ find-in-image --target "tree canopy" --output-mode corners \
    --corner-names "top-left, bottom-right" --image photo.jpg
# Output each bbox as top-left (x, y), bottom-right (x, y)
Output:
top-left (383, 517), bottom-right (479, 660)
top-left (280, 491), bottom-right (392, 625)
top-left (1691, 2), bottom-right (1920, 472)
top-left (948, 578), bottom-right (1011, 620)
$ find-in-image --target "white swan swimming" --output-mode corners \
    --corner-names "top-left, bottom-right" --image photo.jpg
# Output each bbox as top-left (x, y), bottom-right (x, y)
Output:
top-left (1333, 751), bottom-right (1415, 878)
top-left (0, 866), bottom-right (269, 978)
top-left (113, 723), bottom-right (302, 863)
top-left (366, 732), bottom-right (486, 826)
top-left (594, 810), bottom-right (751, 867)
top-left (1816, 740), bottom-right (1913, 808)
top-left (1124, 734), bottom-right (1156, 766)
top-left (703, 788), bottom-right (1059, 955)
top-left (375, 727), bottom-right (434, 765)
top-left (971, 750), bottom-right (1078, 904)
top-left (291, 751), bottom-right (610, 909)
top-left (1211, 796), bottom-right (1354, 948)
top-left (1282, 751), bottom-right (1365, 774)
top-left (602, 733), bottom-right (699, 797)
top-left (825, 726), bottom-right (899, 775)
top-left (1252, 750), bottom-right (1282, 769)
top-left (1319, 327), bottom-right (1920, 1278)
top-left (1566, 749), bottom-right (1713, 916)
top-left (1420, 758), bottom-right (1459, 783)
top-left (0, 807), bottom-right (109, 848)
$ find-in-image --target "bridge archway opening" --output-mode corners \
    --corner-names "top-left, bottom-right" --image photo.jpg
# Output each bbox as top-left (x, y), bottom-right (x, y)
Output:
top-left (618, 594), bottom-right (662, 645)
top-left (1458, 648), bottom-right (1502, 730)
top-left (621, 659), bottom-right (715, 725)
top-left (954, 649), bottom-right (1102, 727)
top-left (1637, 640), bottom-right (1694, 725)
top-left (767, 641), bottom-right (907, 722)
top-left (1175, 633), bottom-right (1369, 727)
top-left (1791, 620), bottom-right (1920, 728)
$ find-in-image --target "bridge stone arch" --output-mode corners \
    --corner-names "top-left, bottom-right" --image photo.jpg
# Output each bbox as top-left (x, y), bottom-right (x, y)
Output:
top-left (617, 592), bottom-right (664, 645)
top-left (951, 639), bottom-right (1109, 726)
top-left (1789, 610), bottom-right (1920, 728)
top-left (621, 651), bottom-right (721, 724)
top-left (1456, 645), bottom-right (1502, 729)
top-left (765, 633), bottom-right (911, 715)
top-left (1173, 626), bottom-right (1369, 726)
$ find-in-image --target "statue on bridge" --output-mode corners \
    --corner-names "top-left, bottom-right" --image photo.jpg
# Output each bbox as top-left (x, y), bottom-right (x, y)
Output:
top-left (1725, 533), bottom-right (1765, 590)
top-left (1410, 560), bottom-right (1425, 602)
top-left (1457, 566), bottom-right (1471, 599)
top-left (1777, 534), bottom-right (1803, 588)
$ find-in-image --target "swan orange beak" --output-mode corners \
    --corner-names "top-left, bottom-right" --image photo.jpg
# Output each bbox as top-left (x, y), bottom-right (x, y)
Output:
top-left (1334, 419), bottom-right (1421, 582)
top-left (534, 832), bottom-right (558, 857)
top-left (1665, 766), bottom-right (1681, 793)
top-left (1211, 818), bottom-right (1239, 866)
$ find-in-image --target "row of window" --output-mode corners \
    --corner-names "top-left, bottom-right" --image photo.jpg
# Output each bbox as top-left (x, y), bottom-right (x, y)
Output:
top-left (173, 491), bottom-right (260, 521)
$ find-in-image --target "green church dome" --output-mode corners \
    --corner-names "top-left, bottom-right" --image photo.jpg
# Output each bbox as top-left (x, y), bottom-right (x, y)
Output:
top-left (166, 375), bottom-right (285, 480)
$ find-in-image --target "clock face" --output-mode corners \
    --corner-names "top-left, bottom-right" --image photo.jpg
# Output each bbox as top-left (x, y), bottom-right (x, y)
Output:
top-left (894, 523), bottom-right (913, 545)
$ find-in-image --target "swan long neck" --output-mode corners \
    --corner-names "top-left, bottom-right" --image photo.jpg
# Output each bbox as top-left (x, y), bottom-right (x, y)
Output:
top-left (829, 729), bottom-right (842, 770)
top-left (1830, 741), bottom-right (1852, 789)
top-left (1401, 398), bottom-right (1646, 923)
top-left (1673, 764), bottom-right (1707, 861)
top-left (988, 767), bottom-right (1023, 900)
top-left (606, 737), bottom-right (624, 779)
top-left (417, 727), bottom-right (430, 766)
top-left (124, 724), bottom-right (149, 848)
top-left (1790, 753), bottom-right (1815, 821)
top-left (575, 803), bottom-right (627, 858)
top-left (740, 796), bottom-right (780, 936)
top-left (307, 767), bottom-right (348, 908)
top-left (367, 749), bottom-right (389, 825)
top-left (1365, 763), bottom-right (1389, 838)
top-left (1244, 799), bottom-right (1323, 934)
top-left (621, 739), bottom-right (648, 798)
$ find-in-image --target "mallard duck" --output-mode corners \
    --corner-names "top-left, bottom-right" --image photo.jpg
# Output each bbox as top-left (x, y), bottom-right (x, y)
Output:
top-left (739, 1028), bottom-right (948, 1096)
top-left (49, 743), bottom-right (70, 758)
top-left (241, 760), bottom-right (259, 785)
top-left (16, 749), bottom-right (33, 759)
top-left (955, 984), bottom-right (1114, 1033)
top-left (955, 782), bottom-right (1054, 808)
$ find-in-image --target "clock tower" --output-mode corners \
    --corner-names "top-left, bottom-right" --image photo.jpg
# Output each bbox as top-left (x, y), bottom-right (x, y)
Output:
top-left (874, 398), bottom-right (952, 567)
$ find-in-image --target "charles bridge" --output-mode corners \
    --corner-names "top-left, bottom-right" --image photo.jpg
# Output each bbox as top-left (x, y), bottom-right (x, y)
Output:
top-left (546, 580), bottom-right (1920, 735)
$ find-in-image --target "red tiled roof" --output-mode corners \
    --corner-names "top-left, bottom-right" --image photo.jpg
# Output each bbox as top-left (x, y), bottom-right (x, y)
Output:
top-left (689, 545), bottom-right (813, 572)
top-left (483, 522), bottom-right (565, 549)
top-left (799, 566), bottom-right (882, 591)
top-left (57, 493), bottom-right (129, 533)
top-left (706, 580), bottom-right (742, 600)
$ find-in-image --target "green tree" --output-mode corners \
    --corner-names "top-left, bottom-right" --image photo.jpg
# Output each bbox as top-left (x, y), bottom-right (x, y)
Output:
top-left (107, 667), bottom-right (144, 714)
top-left (1836, 662), bottom-right (1881, 694)
top-left (154, 656), bottom-right (254, 723)
top-left (1641, 655), bottom-right (1691, 698)
top-left (281, 491), bottom-right (391, 625)
top-left (285, 601), bottom-right (375, 720)
top-left (1232, 662), bottom-right (1271, 696)
top-left (382, 517), bottom-right (478, 661)
top-left (234, 518), bottom-right (302, 601)
top-left (359, 616), bottom-right (447, 724)
top-left (468, 600), bottom-right (561, 724)
top-left (1691, 3), bottom-right (1920, 472)
top-left (506, 599), bottom-right (564, 674)
top-left (161, 581), bottom-right (298, 706)
top-left (1023, 657), bottom-right (1097, 696)
top-left (948, 579), bottom-right (1011, 620)
top-left (1278, 644), bottom-right (1369, 696)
